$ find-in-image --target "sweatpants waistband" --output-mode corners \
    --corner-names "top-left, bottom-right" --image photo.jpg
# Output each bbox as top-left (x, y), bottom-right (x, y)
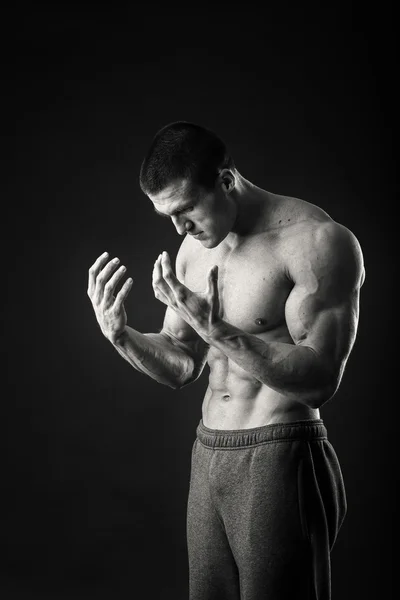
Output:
top-left (196, 419), bottom-right (327, 448)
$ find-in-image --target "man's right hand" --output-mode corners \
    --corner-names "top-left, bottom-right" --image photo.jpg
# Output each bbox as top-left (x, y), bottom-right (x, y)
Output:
top-left (87, 252), bottom-right (133, 343)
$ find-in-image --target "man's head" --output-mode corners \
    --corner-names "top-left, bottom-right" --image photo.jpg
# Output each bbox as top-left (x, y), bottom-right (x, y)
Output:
top-left (140, 121), bottom-right (238, 248)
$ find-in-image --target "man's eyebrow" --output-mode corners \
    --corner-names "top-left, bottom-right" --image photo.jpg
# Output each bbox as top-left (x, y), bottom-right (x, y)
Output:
top-left (154, 207), bottom-right (170, 218)
top-left (154, 204), bottom-right (191, 218)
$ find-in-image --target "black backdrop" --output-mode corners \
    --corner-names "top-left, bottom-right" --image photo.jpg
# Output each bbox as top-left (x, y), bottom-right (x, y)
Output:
top-left (2, 4), bottom-right (396, 599)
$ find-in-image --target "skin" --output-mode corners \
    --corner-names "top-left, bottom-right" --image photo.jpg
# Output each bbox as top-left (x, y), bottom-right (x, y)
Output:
top-left (88, 169), bottom-right (365, 429)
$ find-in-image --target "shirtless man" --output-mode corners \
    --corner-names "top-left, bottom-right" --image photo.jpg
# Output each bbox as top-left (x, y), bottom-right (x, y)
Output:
top-left (87, 122), bottom-right (365, 600)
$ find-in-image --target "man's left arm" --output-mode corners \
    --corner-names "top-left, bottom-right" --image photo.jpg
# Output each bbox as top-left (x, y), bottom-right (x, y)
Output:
top-left (203, 222), bottom-right (365, 408)
top-left (154, 222), bottom-right (365, 409)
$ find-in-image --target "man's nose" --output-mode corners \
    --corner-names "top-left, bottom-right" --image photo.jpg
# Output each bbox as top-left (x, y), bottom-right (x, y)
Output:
top-left (172, 216), bottom-right (192, 235)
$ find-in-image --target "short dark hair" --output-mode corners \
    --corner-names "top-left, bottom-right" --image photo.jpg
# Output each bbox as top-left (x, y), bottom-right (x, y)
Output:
top-left (139, 121), bottom-right (235, 195)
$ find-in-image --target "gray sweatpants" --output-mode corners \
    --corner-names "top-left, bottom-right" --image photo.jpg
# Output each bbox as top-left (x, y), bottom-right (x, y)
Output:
top-left (186, 419), bottom-right (346, 600)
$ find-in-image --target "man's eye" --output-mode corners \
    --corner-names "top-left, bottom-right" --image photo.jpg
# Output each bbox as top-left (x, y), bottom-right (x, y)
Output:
top-left (177, 206), bottom-right (193, 215)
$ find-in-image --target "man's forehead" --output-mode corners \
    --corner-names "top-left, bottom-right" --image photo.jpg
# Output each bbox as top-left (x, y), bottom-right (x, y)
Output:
top-left (149, 179), bottom-right (195, 206)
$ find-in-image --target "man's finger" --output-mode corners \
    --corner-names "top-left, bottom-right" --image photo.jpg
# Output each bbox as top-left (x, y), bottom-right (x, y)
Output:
top-left (160, 251), bottom-right (191, 305)
top-left (161, 251), bottom-right (180, 289)
top-left (151, 256), bottom-right (173, 306)
top-left (114, 277), bottom-right (133, 311)
top-left (87, 251), bottom-right (109, 296)
top-left (153, 284), bottom-right (170, 306)
top-left (103, 265), bottom-right (127, 304)
top-left (153, 255), bottom-right (174, 299)
top-left (93, 257), bottom-right (121, 304)
top-left (207, 265), bottom-right (219, 296)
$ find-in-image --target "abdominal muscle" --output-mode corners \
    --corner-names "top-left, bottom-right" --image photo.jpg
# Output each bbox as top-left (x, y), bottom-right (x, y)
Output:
top-left (201, 339), bottom-right (320, 430)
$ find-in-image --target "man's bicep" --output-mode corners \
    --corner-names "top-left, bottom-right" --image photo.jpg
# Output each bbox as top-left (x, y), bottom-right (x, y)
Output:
top-left (285, 222), bottom-right (364, 375)
top-left (286, 284), bottom-right (360, 365)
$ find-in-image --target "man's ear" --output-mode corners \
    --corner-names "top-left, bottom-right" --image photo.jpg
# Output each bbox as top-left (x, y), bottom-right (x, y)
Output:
top-left (218, 168), bottom-right (235, 194)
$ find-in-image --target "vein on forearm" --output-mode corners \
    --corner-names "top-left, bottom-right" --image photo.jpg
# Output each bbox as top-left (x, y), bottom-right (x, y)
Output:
top-left (208, 321), bottom-right (329, 399)
top-left (113, 326), bottom-right (193, 388)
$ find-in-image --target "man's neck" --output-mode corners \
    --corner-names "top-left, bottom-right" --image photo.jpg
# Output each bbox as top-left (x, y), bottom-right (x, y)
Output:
top-left (227, 176), bottom-right (273, 241)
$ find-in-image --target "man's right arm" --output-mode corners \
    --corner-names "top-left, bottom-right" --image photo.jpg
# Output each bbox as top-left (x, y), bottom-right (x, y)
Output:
top-left (112, 315), bottom-right (208, 390)
top-left (87, 250), bottom-right (208, 390)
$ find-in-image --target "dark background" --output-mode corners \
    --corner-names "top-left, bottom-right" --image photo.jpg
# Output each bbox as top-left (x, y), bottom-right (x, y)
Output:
top-left (2, 4), bottom-right (396, 599)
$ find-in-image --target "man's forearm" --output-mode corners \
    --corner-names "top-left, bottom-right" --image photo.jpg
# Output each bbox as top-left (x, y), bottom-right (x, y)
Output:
top-left (112, 326), bottom-right (194, 389)
top-left (205, 320), bottom-right (334, 408)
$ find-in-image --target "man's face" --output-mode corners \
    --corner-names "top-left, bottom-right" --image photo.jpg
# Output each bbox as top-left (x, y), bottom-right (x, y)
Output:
top-left (148, 177), bottom-right (236, 249)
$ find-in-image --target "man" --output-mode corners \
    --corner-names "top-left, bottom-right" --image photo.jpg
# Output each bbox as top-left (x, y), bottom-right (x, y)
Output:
top-left (87, 121), bottom-right (365, 599)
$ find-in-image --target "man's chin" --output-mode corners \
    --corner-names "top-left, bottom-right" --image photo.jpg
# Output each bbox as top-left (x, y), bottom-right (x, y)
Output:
top-left (190, 231), bottom-right (224, 249)
top-left (204, 230), bottom-right (229, 249)
top-left (200, 237), bottom-right (219, 249)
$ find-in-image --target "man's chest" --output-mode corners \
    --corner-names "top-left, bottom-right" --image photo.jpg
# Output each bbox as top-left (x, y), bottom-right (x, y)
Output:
top-left (184, 240), bottom-right (293, 334)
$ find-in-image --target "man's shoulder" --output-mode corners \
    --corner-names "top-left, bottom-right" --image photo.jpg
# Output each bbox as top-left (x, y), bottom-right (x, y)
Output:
top-left (273, 194), bottom-right (360, 256)
top-left (290, 217), bottom-right (362, 260)
top-left (282, 216), bottom-right (365, 287)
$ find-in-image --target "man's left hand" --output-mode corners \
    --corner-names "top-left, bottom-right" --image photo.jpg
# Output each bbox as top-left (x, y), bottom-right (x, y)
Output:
top-left (152, 251), bottom-right (220, 340)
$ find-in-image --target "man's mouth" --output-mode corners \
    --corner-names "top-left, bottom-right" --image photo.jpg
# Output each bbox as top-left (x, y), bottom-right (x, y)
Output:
top-left (191, 231), bottom-right (204, 239)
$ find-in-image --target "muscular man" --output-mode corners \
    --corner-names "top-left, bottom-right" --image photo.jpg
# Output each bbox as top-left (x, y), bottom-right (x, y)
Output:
top-left (87, 122), bottom-right (365, 599)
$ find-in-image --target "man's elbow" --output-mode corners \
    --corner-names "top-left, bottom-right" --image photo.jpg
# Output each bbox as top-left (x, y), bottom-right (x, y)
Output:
top-left (306, 377), bottom-right (340, 409)
top-left (170, 358), bottom-right (205, 390)
top-left (300, 348), bottom-right (343, 409)
top-left (176, 367), bottom-right (204, 390)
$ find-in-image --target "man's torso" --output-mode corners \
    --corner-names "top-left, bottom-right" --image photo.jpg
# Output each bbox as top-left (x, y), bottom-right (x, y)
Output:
top-left (183, 192), bottom-right (332, 429)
